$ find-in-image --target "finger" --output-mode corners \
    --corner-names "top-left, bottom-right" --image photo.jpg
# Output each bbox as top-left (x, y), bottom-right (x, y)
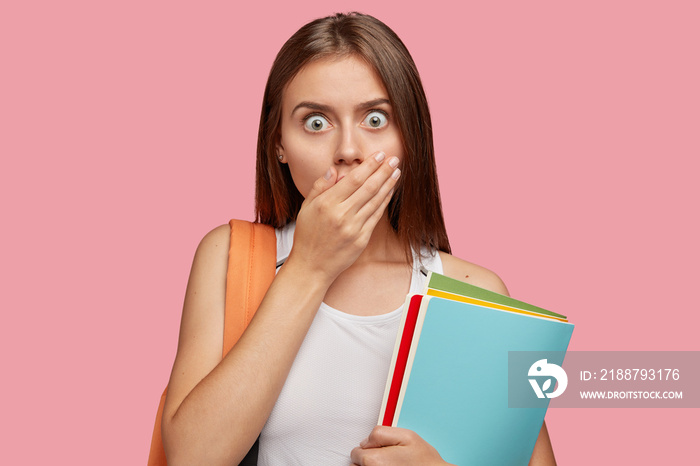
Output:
top-left (359, 425), bottom-right (404, 449)
top-left (349, 445), bottom-right (364, 465)
top-left (304, 166), bottom-right (337, 202)
top-left (357, 186), bottom-right (395, 242)
top-left (349, 444), bottom-right (391, 465)
top-left (331, 151), bottom-right (390, 200)
top-left (354, 166), bottom-right (399, 224)
top-left (342, 157), bottom-right (400, 215)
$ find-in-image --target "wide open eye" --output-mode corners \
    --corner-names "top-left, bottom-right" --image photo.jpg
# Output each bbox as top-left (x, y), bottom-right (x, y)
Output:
top-left (363, 111), bottom-right (388, 129)
top-left (304, 115), bottom-right (330, 132)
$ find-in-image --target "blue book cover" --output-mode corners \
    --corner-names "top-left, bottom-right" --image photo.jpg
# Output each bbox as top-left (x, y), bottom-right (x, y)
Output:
top-left (393, 296), bottom-right (574, 465)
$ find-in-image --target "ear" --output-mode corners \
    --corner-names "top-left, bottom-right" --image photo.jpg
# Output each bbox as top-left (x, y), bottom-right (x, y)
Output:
top-left (275, 141), bottom-right (286, 164)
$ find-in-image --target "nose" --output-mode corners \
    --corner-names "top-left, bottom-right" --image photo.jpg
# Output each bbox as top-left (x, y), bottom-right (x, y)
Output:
top-left (333, 127), bottom-right (363, 166)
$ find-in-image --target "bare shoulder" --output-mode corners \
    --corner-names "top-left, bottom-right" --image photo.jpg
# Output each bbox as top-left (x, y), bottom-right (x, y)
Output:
top-left (438, 251), bottom-right (510, 297)
top-left (179, 222), bottom-right (232, 334)
top-left (196, 223), bottom-right (231, 258)
top-left (163, 223), bottom-right (231, 420)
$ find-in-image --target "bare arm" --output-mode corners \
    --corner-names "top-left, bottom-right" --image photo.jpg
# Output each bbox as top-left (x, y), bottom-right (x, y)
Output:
top-left (161, 153), bottom-right (400, 465)
top-left (162, 228), bottom-right (331, 465)
top-left (528, 421), bottom-right (557, 466)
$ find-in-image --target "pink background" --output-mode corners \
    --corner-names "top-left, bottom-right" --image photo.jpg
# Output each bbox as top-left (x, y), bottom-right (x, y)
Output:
top-left (2, 1), bottom-right (698, 464)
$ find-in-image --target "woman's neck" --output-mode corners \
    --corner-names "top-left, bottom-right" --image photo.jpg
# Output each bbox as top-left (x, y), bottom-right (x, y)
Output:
top-left (352, 216), bottom-right (407, 266)
top-left (324, 215), bottom-right (413, 316)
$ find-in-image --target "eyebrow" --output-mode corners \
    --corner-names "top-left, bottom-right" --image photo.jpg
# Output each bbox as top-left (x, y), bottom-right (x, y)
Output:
top-left (290, 98), bottom-right (391, 116)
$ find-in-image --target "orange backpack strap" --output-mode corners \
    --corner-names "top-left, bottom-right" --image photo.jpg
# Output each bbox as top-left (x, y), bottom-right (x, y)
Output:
top-left (224, 220), bottom-right (277, 356)
top-left (147, 220), bottom-right (276, 465)
top-left (148, 388), bottom-right (168, 465)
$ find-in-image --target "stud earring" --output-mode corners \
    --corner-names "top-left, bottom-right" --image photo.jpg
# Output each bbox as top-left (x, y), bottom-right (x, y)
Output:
top-left (277, 154), bottom-right (284, 161)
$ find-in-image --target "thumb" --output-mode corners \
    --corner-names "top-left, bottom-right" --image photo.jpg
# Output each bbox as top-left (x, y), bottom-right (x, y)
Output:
top-left (359, 426), bottom-right (403, 449)
top-left (305, 166), bottom-right (337, 201)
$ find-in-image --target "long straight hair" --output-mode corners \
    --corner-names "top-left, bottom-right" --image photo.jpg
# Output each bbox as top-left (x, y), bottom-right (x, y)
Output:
top-left (255, 12), bottom-right (451, 258)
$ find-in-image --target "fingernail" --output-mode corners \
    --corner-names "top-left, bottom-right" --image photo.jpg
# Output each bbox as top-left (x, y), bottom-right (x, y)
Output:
top-left (392, 168), bottom-right (401, 179)
top-left (360, 437), bottom-right (368, 447)
top-left (324, 169), bottom-right (332, 180)
top-left (389, 157), bottom-right (399, 168)
top-left (374, 151), bottom-right (386, 163)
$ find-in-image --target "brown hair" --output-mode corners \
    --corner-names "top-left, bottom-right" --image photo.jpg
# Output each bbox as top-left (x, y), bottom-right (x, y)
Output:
top-left (255, 12), bottom-right (451, 257)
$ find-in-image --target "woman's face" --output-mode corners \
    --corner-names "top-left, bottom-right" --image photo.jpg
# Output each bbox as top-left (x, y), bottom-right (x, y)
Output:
top-left (278, 55), bottom-right (404, 198)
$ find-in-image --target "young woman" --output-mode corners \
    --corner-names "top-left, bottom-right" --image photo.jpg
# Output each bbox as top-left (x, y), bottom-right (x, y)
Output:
top-left (161, 12), bottom-right (556, 465)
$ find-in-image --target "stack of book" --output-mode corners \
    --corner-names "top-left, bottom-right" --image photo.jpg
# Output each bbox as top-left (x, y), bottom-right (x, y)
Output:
top-left (378, 270), bottom-right (574, 465)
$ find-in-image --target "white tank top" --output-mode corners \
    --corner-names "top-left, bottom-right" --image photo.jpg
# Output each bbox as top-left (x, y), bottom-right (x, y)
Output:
top-left (258, 222), bottom-right (444, 465)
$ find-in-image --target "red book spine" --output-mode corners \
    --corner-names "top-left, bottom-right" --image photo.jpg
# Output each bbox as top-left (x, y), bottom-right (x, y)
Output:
top-left (382, 295), bottom-right (423, 426)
